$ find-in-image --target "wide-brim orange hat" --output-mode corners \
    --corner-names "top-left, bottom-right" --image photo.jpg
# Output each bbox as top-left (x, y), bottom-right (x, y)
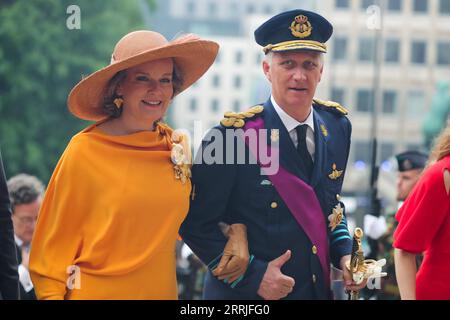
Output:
top-left (68, 30), bottom-right (219, 121)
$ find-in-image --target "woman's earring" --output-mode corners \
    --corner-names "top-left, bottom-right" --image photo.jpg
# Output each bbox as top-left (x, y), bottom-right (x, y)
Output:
top-left (113, 97), bottom-right (123, 109)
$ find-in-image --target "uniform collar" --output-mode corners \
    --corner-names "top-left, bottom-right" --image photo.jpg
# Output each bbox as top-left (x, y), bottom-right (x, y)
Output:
top-left (271, 95), bottom-right (315, 133)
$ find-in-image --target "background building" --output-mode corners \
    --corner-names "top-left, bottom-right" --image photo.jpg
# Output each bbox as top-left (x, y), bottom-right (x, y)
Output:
top-left (151, 0), bottom-right (450, 210)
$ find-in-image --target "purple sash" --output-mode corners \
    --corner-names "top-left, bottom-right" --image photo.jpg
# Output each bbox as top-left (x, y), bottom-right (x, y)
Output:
top-left (243, 117), bottom-right (330, 289)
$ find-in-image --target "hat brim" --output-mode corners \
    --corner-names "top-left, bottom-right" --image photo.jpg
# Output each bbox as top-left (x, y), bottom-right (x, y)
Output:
top-left (68, 40), bottom-right (219, 121)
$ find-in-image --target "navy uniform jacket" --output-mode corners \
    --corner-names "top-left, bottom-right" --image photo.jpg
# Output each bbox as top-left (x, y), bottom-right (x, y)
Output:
top-left (0, 150), bottom-right (19, 300)
top-left (180, 98), bottom-right (352, 300)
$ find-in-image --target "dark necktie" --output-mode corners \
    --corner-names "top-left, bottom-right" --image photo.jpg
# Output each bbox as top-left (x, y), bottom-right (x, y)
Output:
top-left (295, 124), bottom-right (313, 179)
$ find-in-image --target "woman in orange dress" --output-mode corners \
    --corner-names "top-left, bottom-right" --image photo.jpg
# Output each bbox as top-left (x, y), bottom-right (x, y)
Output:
top-left (29, 30), bottom-right (247, 300)
top-left (394, 122), bottom-right (450, 300)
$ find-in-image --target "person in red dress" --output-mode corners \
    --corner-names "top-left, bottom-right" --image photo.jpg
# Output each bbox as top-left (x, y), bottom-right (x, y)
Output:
top-left (394, 122), bottom-right (450, 300)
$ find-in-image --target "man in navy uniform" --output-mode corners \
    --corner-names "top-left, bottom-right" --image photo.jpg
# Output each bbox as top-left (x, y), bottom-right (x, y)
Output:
top-left (180, 9), bottom-right (365, 299)
top-left (375, 150), bottom-right (427, 299)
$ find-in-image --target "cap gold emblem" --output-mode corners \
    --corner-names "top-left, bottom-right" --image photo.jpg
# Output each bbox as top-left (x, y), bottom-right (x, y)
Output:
top-left (289, 15), bottom-right (312, 38)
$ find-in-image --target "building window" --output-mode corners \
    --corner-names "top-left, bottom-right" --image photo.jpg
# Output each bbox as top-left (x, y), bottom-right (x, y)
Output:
top-left (380, 143), bottom-right (395, 162)
top-left (406, 90), bottom-right (425, 119)
top-left (211, 99), bottom-right (220, 113)
top-left (413, 0), bottom-right (428, 13)
top-left (333, 37), bottom-right (348, 61)
top-left (263, 5), bottom-right (272, 14)
top-left (358, 37), bottom-right (375, 62)
top-left (411, 40), bottom-right (426, 64)
top-left (208, 2), bottom-right (217, 15)
top-left (440, 0), bottom-right (450, 13)
top-left (437, 42), bottom-right (450, 65)
top-left (356, 89), bottom-right (373, 112)
top-left (335, 0), bottom-right (350, 9)
top-left (406, 143), bottom-right (422, 151)
top-left (233, 100), bottom-right (241, 112)
top-left (212, 75), bottom-right (221, 87)
top-left (354, 141), bottom-right (371, 163)
top-left (229, 2), bottom-right (239, 14)
top-left (385, 39), bottom-right (400, 63)
top-left (235, 51), bottom-right (243, 64)
top-left (190, 98), bottom-right (197, 112)
top-left (387, 0), bottom-right (402, 11)
top-left (234, 75), bottom-right (242, 88)
top-left (256, 52), bottom-right (263, 65)
top-left (382, 90), bottom-right (397, 114)
top-left (331, 87), bottom-right (345, 105)
top-left (361, 0), bottom-right (375, 10)
top-left (186, 1), bottom-right (195, 14)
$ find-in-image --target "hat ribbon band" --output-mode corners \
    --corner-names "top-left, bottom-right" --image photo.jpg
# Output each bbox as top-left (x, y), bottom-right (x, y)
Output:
top-left (263, 40), bottom-right (327, 54)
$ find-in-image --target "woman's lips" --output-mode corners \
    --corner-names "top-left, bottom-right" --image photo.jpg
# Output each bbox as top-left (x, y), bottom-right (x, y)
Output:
top-left (142, 99), bottom-right (162, 106)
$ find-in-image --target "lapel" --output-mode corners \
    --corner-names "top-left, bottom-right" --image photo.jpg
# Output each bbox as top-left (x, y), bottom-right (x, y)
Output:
top-left (310, 108), bottom-right (328, 188)
top-left (262, 99), bottom-right (310, 183)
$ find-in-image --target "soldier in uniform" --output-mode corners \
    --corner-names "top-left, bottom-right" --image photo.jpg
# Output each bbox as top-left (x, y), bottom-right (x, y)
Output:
top-left (180, 9), bottom-right (366, 299)
top-left (377, 150), bottom-right (427, 299)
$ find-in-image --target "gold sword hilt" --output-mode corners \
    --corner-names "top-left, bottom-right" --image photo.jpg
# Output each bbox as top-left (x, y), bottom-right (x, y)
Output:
top-left (348, 228), bottom-right (364, 300)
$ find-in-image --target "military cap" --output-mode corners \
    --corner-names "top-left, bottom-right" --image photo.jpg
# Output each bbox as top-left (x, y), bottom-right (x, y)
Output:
top-left (254, 9), bottom-right (333, 54)
top-left (395, 150), bottom-right (428, 172)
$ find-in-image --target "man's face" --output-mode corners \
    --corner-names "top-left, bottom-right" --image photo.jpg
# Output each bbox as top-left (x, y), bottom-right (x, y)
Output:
top-left (262, 50), bottom-right (323, 112)
top-left (397, 169), bottom-right (422, 201)
top-left (12, 197), bottom-right (42, 245)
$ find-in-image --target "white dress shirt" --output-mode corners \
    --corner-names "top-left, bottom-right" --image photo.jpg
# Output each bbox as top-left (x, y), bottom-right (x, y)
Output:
top-left (14, 235), bottom-right (34, 293)
top-left (271, 95), bottom-right (315, 161)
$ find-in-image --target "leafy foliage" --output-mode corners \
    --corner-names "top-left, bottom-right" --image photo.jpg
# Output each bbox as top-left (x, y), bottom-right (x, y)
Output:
top-left (0, 0), bottom-right (154, 182)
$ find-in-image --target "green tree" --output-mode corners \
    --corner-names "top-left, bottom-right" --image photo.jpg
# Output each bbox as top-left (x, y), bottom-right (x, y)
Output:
top-left (422, 81), bottom-right (450, 150)
top-left (0, 0), bottom-right (155, 183)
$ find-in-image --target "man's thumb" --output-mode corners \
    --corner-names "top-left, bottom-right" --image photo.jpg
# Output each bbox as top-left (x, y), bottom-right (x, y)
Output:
top-left (271, 250), bottom-right (291, 268)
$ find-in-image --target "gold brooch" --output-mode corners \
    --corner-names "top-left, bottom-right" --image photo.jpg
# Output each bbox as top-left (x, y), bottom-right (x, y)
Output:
top-left (270, 129), bottom-right (279, 142)
top-left (328, 163), bottom-right (343, 180)
top-left (170, 132), bottom-right (191, 184)
top-left (320, 124), bottom-right (328, 137)
top-left (289, 15), bottom-right (312, 38)
top-left (328, 202), bottom-right (344, 231)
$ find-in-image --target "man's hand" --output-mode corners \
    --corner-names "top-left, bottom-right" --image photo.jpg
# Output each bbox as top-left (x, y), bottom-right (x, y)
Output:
top-left (340, 255), bottom-right (367, 292)
top-left (257, 250), bottom-right (295, 300)
top-left (212, 223), bottom-right (250, 283)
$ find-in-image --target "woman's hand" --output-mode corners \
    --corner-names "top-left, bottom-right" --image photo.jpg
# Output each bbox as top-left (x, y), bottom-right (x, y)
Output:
top-left (212, 223), bottom-right (249, 283)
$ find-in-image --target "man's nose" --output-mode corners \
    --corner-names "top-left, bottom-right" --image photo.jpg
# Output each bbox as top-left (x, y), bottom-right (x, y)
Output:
top-left (292, 68), bottom-right (306, 81)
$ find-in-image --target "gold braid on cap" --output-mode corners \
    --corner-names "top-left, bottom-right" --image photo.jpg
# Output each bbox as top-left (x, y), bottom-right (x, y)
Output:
top-left (263, 40), bottom-right (327, 54)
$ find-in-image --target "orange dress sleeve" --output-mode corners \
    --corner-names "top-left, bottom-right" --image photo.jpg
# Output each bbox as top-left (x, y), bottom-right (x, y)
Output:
top-left (29, 139), bottom-right (85, 299)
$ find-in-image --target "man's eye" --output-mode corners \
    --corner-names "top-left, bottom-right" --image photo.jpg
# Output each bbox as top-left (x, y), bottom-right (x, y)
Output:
top-left (281, 60), bottom-right (293, 66)
top-left (160, 78), bottom-right (172, 84)
top-left (304, 61), bottom-right (317, 69)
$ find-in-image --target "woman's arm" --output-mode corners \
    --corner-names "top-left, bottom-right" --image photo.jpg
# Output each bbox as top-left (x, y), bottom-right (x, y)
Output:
top-left (394, 248), bottom-right (417, 300)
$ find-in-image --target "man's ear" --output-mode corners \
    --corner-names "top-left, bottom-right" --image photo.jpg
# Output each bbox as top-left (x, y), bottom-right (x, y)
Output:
top-left (262, 60), bottom-right (271, 82)
top-left (318, 65), bottom-right (324, 83)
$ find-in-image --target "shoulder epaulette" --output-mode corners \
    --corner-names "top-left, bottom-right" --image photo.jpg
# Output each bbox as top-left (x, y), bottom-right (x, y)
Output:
top-left (313, 98), bottom-right (348, 116)
top-left (220, 105), bottom-right (264, 128)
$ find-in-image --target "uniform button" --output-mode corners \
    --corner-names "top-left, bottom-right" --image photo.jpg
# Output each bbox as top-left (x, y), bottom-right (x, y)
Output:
top-left (312, 274), bottom-right (317, 283)
top-left (270, 202), bottom-right (278, 209)
top-left (312, 245), bottom-right (318, 255)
